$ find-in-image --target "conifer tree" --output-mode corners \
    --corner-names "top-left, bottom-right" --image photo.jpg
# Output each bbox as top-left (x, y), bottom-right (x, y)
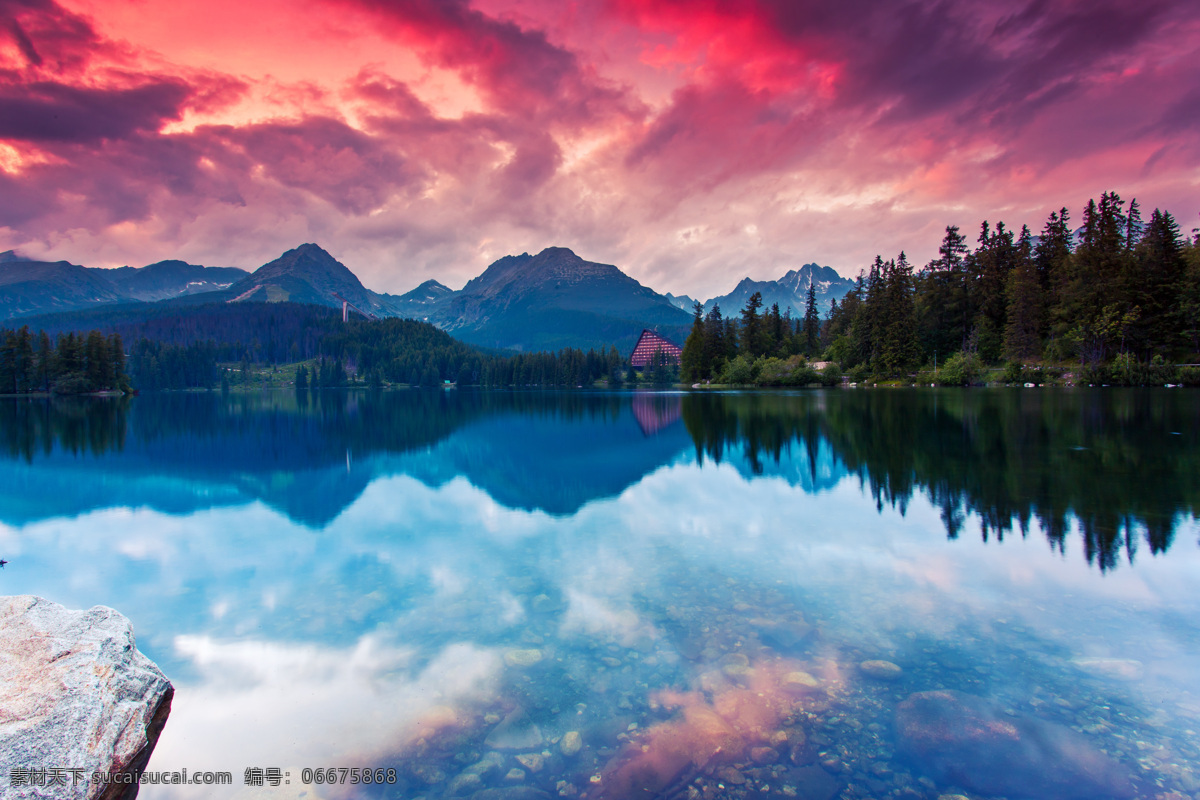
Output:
top-left (740, 292), bottom-right (765, 357)
top-left (877, 253), bottom-right (920, 375)
top-left (34, 331), bottom-right (53, 392)
top-left (1004, 226), bottom-right (1043, 361)
top-left (851, 258), bottom-right (884, 368)
top-left (1136, 208), bottom-right (1185, 353)
top-left (107, 334), bottom-right (127, 391)
top-left (767, 302), bottom-right (785, 354)
top-left (802, 280), bottom-right (821, 357)
top-left (1037, 208), bottom-right (1074, 356)
top-left (680, 302), bottom-right (707, 382)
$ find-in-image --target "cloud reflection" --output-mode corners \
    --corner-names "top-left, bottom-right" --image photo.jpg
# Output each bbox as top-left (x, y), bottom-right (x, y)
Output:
top-left (150, 637), bottom-right (501, 798)
top-left (3, 425), bottom-right (1199, 798)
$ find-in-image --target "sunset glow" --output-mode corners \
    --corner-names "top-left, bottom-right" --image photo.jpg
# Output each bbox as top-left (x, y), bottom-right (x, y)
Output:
top-left (2, 0), bottom-right (1197, 297)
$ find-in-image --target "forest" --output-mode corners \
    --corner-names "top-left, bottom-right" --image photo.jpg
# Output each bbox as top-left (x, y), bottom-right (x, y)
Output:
top-left (0, 326), bottom-right (129, 394)
top-left (681, 192), bottom-right (1200, 386)
top-left (7, 190), bottom-right (1198, 393)
top-left (0, 313), bottom-right (634, 393)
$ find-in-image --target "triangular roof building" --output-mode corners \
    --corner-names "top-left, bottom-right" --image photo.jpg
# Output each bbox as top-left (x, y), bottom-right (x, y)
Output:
top-left (629, 329), bottom-right (683, 368)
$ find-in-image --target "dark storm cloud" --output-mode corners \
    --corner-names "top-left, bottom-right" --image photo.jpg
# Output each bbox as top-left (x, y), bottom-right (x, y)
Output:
top-left (0, 80), bottom-right (192, 142)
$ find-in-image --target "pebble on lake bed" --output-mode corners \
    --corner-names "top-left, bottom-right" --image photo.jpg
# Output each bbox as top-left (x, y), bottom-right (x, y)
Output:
top-left (515, 753), bottom-right (544, 773)
top-left (859, 659), bottom-right (903, 680)
top-left (783, 670), bottom-right (821, 689)
top-left (560, 730), bottom-right (583, 756)
top-left (504, 649), bottom-right (543, 667)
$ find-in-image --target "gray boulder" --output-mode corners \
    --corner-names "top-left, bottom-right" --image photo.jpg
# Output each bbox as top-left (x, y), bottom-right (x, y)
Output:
top-left (0, 596), bottom-right (173, 800)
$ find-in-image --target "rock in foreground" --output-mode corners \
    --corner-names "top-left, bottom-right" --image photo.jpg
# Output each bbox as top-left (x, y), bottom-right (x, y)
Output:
top-left (0, 595), bottom-right (173, 800)
top-left (896, 689), bottom-right (1134, 800)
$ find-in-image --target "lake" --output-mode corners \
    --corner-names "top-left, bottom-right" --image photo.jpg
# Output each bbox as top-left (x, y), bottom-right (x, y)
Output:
top-left (1, 389), bottom-right (1198, 800)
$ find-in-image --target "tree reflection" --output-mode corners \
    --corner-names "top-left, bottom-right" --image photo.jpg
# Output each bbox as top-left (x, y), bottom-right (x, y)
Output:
top-left (682, 389), bottom-right (1200, 572)
top-left (1, 388), bottom-right (1196, 571)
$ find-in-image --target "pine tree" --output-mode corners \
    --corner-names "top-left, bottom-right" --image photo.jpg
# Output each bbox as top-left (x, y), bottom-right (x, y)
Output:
top-left (916, 226), bottom-right (970, 364)
top-left (702, 305), bottom-right (726, 372)
top-left (762, 302), bottom-right (782, 354)
top-left (85, 330), bottom-right (112, 390)
top-left (35, 331), bottom-right (53, 392)
top-left (877, 253), bottom-right (920, 375)
top-left (802, 280), bottom-right (821, 357)
top-left (680, 302), bottom-right (707, 382)
top-left (851, 258), bottom-right (884, 370)
top-left (607, 345), bottom-right (623, 387)
top-left (740, 292), bottom-right (764, 357)
top-left (1136, 208), bottom-right (1185, 353)
top-left (1037, 208), bottom-right (1074, 357)
top-left (1069, 192), bottom-right (1136, 361)
top-left (969, 220), bottom-right (1016, 362)
top-left (107, 334), bottom-right (127, 391)
top-left (1004, 226), bottom-right (1043, 361)
top-left (14, 326), bottom-right (33, 393)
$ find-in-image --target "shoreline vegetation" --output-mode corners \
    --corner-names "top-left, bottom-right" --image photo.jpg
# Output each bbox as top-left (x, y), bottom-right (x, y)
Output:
top-left (1, 191), bottom-right (1196, 394)
top-left (678, 191), bottom-right (1200, 389)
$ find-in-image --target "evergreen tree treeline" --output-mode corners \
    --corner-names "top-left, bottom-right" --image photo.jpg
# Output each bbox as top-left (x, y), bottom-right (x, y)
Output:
top-left (683, 192), bottom-right (1200, 383)
top-left (0, 326), bottom-right (129, 394)
top-left (7, 313), bottom-right (636, 392)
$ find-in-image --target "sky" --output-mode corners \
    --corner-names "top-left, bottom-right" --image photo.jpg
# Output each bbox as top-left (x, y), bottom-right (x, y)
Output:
top-left (1, 0), bottom-right (1198, 299)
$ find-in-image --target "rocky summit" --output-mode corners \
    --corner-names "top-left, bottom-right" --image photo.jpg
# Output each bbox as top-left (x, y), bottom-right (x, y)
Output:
top-left (0, 595), bottom-right (173, 800)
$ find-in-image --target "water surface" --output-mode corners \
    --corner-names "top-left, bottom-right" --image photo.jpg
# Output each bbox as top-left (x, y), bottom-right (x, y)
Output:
top-left (1, 389), bottom-right (1198, 800)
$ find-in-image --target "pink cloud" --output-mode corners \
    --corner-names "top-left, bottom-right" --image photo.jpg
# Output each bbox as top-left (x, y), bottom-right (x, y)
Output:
top-left (0, 0), bottom-right (1196, 300)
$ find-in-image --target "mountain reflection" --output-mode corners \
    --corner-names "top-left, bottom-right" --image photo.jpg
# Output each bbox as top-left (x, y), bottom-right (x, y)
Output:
top-left (0, 389), bottom-right (1196, 570)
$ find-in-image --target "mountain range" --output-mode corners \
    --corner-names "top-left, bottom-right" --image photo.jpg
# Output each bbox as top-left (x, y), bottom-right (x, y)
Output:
top-left (0, 250), bottom-right (247, 318)
top-left (696, 264), bottom-right (854, 318)
top-left (0, 245), bottom-right (852, 352)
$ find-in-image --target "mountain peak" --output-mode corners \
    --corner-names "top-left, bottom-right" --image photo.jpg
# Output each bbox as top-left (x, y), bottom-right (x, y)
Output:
top-left (703, 263), bottom-right (854, 316)
top-left (534, 246), bottom-right (579, 260)
top-left (252, 243), bottom-right (353, 279)
top-left (227, 244), bottom-right (380, 310)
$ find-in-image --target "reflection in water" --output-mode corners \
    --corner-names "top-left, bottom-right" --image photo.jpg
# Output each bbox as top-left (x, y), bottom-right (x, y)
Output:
top-left (685, 390), bottom-right (1200, 571)
top-left (632, 392), bottom-right (684, 436)
top-left (0, 389), bottom-right (1198, 800)
top-left (3, 389), bottom-right (1195, 571)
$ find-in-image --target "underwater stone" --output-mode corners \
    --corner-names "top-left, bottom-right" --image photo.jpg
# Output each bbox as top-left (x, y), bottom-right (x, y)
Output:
top-left (750, 746), bottom-right (779, 764)
top-left (505, 649), bottom-right (544, 667)
top-left (485, 711), bottom-right (544, 751)
top-left (449, 772), bottom-right (484, 796)
top-left (560, 730), bottom-right (583, 756)
top-left (781, 765), bottom-right (840, 800)
top-left (896, 690), bottom-right (1136, 800)
top-left (859, 660), bottom-right (903, 680)
top-left (515, 753), bottom-right (544, 773)
top-left (716, 766), bottom-right (746, 784)
top-left (783, 670), bottom-right (822, 689)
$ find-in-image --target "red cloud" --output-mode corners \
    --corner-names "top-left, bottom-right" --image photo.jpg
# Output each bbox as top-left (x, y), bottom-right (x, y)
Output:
top-left (0, 0), bottom-right (1197, 298)
top-left (324, 0), bottom-right (636, 127)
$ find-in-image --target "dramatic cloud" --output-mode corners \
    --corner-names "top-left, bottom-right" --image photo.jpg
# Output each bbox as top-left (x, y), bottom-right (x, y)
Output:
top-left (0, 0), bottom-right (1196, 298)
